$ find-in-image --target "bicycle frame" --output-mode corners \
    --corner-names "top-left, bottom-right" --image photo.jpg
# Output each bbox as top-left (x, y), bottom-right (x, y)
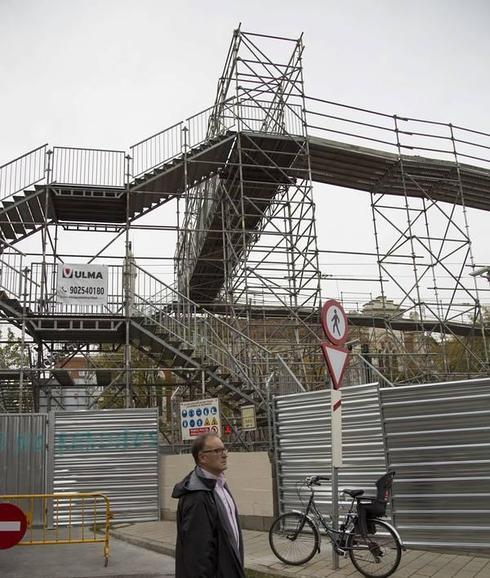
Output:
top-left (293, 483), bottom-right (405, 555)
top-left (292, 484), bottom-right (355, 552)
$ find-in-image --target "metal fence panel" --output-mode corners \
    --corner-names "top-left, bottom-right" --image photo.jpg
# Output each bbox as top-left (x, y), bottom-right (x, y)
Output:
top-left (273, 382), bottom-right (387, 516)
top-left (0, 413), bottom-right (47, 524)
top-left (380, 377), bottom-right (490, 550)
top-left (0, 413), bottom-right (47, 495)
top-left (50, 408), bottom-right (159, 523)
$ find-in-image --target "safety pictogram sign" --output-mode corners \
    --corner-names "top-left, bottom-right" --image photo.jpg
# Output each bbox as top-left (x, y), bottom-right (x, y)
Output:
top-left (180, 398), bottom-right (221, 441)
top-left (0, 503), bottom-right (27, 549)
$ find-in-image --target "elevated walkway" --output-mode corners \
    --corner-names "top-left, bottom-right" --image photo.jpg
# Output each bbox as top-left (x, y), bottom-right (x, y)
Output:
top-left (1, 101), bottom-right (488, 298)
top-left (306, 135), bottom-right (490, 211)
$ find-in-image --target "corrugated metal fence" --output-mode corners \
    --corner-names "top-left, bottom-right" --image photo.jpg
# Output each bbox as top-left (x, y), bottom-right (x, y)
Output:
top-left (1, 409), bottom-right (159, 524)
top-left (380, 377), bottom-right (490, 550)
top-left (274, 378), bottom-right (490, 551)
top-left (273, 382), bottom-right (387, 516)
top-left (0, 414), bottom-right (47, 524)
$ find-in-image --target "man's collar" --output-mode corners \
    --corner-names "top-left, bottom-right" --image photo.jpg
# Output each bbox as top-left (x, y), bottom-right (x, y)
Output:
top-left (198, 465), bottom-right (225, 483)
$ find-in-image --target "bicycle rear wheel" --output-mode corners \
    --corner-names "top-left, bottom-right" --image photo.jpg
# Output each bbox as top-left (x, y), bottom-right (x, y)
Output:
top-left (269, 512), bottom-right (319, 565)
top-left (347, 519), bottom-right (402, 578)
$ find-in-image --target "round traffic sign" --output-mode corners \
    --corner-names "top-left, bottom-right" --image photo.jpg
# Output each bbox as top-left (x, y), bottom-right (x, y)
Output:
top-left (320, 299), bottom-right (349, 345)
top-left (0, 503), bottom-right (27, 549)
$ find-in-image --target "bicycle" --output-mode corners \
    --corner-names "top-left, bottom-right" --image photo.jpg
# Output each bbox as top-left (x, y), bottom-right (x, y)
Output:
top-left (269, 471), bottom-right (404, 578)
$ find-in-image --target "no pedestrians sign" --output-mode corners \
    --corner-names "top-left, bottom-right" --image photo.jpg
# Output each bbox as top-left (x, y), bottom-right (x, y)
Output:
top-left (0, 503), bottom-right (27, 549)
top-left (320, 299), bottom-right (350, 389)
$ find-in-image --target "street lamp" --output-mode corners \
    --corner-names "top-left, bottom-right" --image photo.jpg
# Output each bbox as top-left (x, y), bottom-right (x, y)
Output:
top-left (470, 266), bottom-right (490, 283)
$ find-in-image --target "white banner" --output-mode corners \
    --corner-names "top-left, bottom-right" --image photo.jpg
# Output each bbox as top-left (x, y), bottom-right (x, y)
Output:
top-left (57, 264), bottom-right (108, 305)
top-left (180, 398), bottom-right (221, 441)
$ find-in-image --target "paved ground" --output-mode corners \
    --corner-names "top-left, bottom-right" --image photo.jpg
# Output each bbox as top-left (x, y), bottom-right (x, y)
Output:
top-left (0, 535), bottom-right (175, 578)
top-left (110, 520), bottom-right (490, 578)
top-left (3, 519), bottom-right (490, 578)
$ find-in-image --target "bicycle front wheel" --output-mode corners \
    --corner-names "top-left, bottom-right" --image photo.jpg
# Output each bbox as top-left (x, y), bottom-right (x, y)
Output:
top-left (347, 519), bottom-right (402, 578)
top-left (269, 512), bottom-right (319, 565)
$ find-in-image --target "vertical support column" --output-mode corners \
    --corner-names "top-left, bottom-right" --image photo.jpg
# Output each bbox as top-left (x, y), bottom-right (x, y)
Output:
top-left (181, 125), bottom-right (190, 341)
top-left (393, 115), bottom-right (426, 327)
top-left (449, 123), bottom-right (489, 367)
top-left (19, 266), bottom-right (29, 413)
top-left (40, 150), bottom-right (53, 313)
top-left (50, 222), bottom-right (60, 313)
top-left (124, 154), bottom-right (133, 409)
top-left (420, 195), bottom-right (449, 375)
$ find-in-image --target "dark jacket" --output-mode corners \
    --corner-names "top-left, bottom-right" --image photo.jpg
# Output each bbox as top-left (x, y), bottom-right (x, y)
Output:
top-left (171, 467), bottom-right (245, 578)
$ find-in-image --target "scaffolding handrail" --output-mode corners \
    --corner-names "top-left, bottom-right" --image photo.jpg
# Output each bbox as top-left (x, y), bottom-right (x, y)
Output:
top-left (130, 95), bottom-right (304, 180)
top-left (134, 294), bottom-right (262, 394)
top-left (130, 121), bottom-right (184, 178)
top-left (52, 146), bottom-right (126, 188)
top-left (0, 143), bottom-right (47, 202)
top-left (133, 263), bottom-right (270, 354)
top-left (303, 95), bottom-right (490, 168)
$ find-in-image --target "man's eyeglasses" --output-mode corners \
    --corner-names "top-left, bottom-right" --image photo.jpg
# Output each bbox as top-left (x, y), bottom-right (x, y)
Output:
top-left (200, 448), bottom-right (228, 456)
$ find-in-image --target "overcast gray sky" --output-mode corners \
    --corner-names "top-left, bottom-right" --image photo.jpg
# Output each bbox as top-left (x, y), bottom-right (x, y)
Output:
top-left (1, 0), bottom-right (489, 311)
top-left (1, 0), bottom-right (488, 159)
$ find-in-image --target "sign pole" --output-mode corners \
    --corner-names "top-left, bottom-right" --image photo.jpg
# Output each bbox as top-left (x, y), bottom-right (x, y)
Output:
top-left (331, 462), bottom-right (339, 570)
top-left (319, 298), bottom-right (349, 573)
top-left (331, 387), bottom-right (342, 468)
top-left (331, 386), bottom-right (342, 570)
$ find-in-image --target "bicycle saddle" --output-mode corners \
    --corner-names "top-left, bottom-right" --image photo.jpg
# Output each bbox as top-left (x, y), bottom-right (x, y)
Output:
top-left (343, 489), bottom-right (364, 498)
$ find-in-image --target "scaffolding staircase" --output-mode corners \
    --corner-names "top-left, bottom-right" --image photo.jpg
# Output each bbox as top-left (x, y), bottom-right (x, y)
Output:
top-left (129, 264), bottom-right (273, 409)
top-left (0, 255), bottom-right (279, 411)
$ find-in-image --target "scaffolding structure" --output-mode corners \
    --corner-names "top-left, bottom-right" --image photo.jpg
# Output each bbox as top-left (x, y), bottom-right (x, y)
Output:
top-left (0, 29), bottom-right (489, 436)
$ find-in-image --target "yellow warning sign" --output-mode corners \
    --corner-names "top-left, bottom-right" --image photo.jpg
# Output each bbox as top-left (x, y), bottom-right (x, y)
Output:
top-left (211, 417), bottom-right (218, 425)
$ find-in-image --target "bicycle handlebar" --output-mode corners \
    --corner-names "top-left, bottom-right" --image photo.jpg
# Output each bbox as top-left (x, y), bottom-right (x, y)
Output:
top-left (305, 475), bottom-right (330, 486)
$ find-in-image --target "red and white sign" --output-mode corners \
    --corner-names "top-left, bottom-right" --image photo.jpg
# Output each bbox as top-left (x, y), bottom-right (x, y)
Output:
top-left (320, 299), bottom-right (350, 470)
top-left (320, 299), bottom-right (348, 346)
top-left (320, 343), bottom-right (350, 390)
top-left (0, 503), bottom-right (27, 549)
top-left (331, 388), bottom-right (343, 467)
top-left (320, 299), bottom-right (350, 390)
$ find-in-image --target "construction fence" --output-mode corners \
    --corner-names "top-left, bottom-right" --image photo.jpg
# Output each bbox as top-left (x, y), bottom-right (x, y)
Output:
top-left (273, 377), bottom-right (490, 551)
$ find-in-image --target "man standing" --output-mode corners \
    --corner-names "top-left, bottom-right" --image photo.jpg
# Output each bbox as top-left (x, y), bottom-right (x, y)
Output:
top-left (172, 432), bottom-right (245, 578)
